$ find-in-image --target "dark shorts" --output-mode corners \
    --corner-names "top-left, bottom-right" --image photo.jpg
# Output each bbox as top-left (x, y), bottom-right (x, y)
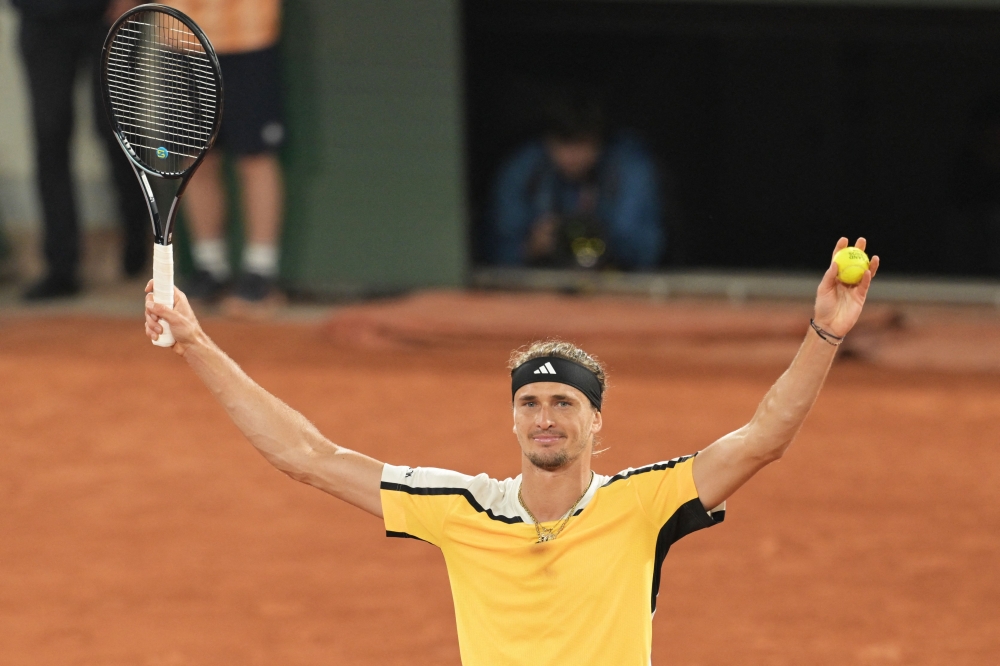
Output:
top-left (216, 46), bottom-right (285, 155)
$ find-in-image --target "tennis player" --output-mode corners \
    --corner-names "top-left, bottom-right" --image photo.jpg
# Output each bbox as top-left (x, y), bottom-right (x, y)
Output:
top-left (144, 237), bottom-right (878, 664)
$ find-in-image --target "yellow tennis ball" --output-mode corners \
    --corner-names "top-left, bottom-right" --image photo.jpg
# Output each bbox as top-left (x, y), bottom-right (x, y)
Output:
top-left (833, 247), bottom-right (870, 285)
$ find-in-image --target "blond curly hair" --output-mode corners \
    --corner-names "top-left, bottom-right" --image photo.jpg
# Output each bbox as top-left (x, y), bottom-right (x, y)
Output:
top-left (508, 340), bottom-right (608, 396)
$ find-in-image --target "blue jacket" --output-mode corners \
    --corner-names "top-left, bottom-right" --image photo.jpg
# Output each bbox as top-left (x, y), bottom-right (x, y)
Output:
top-left (488, 134), bottom-right (663, 269)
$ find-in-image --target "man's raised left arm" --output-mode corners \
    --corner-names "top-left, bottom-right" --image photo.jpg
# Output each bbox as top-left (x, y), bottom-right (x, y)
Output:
top-left (692, 237), bottom-right (880, 510)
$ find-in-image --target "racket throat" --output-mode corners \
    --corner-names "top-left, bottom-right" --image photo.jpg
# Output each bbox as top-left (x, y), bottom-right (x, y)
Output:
top-left (133, 166), bottom-right (182, 245)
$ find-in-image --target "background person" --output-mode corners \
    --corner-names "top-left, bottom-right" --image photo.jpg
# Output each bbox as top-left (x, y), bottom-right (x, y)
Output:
top-left (13, 0), bottom-right (150, 301)
top-left (143, 237), bottom-right (878, 663)
top-left (164, 0), bottom-right (286, 311)
top-left (0, 211), bottom-right (12, 282)
top-left (488, 91), bottom-right (664, 270)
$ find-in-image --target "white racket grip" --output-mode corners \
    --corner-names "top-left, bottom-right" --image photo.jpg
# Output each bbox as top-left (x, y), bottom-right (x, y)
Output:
top-left (152, 244), bottom-right (176, 347)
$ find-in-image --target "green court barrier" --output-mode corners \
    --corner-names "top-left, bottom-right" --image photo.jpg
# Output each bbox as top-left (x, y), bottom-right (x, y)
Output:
top-left (277, 0), bottom-right (467, 295)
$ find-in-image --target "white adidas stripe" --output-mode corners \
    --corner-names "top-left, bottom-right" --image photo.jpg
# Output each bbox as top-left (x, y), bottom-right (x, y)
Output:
top-left (533, 362), bottom-right (557, 375)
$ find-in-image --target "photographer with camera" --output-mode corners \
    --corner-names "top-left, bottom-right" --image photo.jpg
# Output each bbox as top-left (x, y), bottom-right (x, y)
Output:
top-left (488, 90), bottom-right (664, 270)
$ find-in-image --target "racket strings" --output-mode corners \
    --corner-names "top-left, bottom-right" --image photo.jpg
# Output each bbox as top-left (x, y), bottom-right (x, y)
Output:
top-left (106, 11), bottom-right (218, 175)
top-left (105, 76), bottom-right (214, 127)
top-left (110, 33), bottom-right (217, 85)
top-left (105, 83), bottom-right (213, 139)
top-left (106, 45), bottom-right (217, 89)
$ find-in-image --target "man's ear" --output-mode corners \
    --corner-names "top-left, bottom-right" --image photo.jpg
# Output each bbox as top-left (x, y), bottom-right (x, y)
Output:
top-left (591, 410), bottom-right (603, 433)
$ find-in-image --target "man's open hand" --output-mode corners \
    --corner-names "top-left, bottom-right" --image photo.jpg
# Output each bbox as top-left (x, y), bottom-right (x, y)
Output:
top-left (144, 281), bottom-right (204, 356)
top-left (814, 237), bottom-right (880, 338)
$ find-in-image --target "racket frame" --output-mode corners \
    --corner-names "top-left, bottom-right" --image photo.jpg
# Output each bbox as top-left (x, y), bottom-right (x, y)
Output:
top-left (99, 3), bottom-right (223, 347)
top-left (100, 2), bottom-right (224, 245)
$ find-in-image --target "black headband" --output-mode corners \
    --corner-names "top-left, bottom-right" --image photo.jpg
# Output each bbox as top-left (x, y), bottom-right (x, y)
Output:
top-left (511, 356), bottom-right (603, 411)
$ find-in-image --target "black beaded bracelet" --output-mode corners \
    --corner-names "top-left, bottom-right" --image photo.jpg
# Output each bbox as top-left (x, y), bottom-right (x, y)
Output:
top-left (810, 319), bottom-right (844, 346)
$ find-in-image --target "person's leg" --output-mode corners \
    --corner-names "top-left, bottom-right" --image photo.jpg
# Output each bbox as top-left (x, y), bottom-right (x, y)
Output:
top-left (183, 151), bottom-right (227, 244)
top-left (237, 153), bottom-right (284, 276)
top-left (88, 21), bottom-right (151, 278)
top-left (217, 45), bottom-right (286, 308)
top-left (19, 17), bottom-right (85, 297)
top-left (0, 199), bottom-right (11, 282)
top-left (181, 151), bottom-right (231, 299)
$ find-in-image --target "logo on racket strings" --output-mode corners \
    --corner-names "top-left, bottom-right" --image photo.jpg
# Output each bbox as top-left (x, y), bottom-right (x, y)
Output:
top-left (156, 147), bottom-right (169, 159)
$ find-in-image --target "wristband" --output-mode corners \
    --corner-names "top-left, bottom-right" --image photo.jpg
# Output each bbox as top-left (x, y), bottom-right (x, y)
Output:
top-left (810, 319), bottom-right (844, 346)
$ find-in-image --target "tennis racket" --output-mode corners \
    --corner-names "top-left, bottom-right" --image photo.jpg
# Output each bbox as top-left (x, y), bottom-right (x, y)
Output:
top-left (101, 4), bottom-right (223, 346)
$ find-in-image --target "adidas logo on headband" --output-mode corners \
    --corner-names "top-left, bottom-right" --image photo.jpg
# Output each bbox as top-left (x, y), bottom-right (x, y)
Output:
top-left (512, 356), bottom-right (603, 410)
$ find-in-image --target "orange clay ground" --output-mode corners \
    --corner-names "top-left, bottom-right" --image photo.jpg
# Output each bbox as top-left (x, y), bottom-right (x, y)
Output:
top-left (1, 292), bottom-right (999, 665)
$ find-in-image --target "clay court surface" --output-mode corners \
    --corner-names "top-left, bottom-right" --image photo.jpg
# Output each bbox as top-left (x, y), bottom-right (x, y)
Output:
top-left (2, 291), bottom-right (999, 665)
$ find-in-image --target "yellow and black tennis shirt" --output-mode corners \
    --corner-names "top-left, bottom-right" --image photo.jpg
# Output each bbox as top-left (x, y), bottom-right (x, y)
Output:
top-left (381, 454), bottom-right (725, 665)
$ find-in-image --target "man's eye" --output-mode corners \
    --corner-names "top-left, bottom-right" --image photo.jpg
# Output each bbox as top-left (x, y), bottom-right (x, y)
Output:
top-left (558, 401), bottom-right (571, 407)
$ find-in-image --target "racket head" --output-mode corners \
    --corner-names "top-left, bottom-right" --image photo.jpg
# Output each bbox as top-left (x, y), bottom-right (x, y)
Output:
top-left (101, 4), bottom-right (223, 180)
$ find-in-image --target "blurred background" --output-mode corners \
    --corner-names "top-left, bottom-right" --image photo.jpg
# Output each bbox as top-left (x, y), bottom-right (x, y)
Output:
top-left (2, 0), bottom-right (1000, 300)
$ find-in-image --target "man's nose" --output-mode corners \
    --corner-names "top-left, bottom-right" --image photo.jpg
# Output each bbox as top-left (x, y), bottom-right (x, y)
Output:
top-left (535, 405), bottom-right (556, 426)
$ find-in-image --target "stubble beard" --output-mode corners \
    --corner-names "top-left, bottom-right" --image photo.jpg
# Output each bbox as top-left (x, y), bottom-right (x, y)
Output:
top-left (525, 437), bottom-right (588, 472)
top-left (525, 448), bottom-right (571, 472)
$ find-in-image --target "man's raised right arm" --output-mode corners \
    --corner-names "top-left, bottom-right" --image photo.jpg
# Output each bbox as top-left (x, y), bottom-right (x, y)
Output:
top-left (144, 283), bottom-right (384, 518)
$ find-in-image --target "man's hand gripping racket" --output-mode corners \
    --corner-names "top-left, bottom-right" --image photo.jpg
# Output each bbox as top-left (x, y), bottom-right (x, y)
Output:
top-left (144, 281), bottom-right (202, 354)
top-left (101, 3), bottom-right (223, 346)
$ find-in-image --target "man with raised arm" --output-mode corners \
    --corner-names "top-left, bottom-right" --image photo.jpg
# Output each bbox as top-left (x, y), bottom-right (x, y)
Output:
top-left (144, 238), bottom-right (879, 665)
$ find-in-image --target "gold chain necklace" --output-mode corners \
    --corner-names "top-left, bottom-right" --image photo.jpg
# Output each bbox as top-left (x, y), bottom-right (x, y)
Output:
top-left (518, 471), bottom-right (594, 544)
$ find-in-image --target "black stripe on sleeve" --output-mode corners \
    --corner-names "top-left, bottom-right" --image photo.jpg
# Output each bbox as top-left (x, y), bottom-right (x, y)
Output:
top-left (385, 530), bottom-right (432, 544)
top-left (602, 454), bottom-right (696, 487)
top-left (380, 481), bottom-right (525, 524)
top-left (650, 497), bottom-right (724, 613)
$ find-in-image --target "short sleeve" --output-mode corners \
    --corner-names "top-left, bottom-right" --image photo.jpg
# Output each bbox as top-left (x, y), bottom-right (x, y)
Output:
top-left (616, 455), bottom-right (725, 534)
top-left (380, 464), bottom-right (474, 547)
